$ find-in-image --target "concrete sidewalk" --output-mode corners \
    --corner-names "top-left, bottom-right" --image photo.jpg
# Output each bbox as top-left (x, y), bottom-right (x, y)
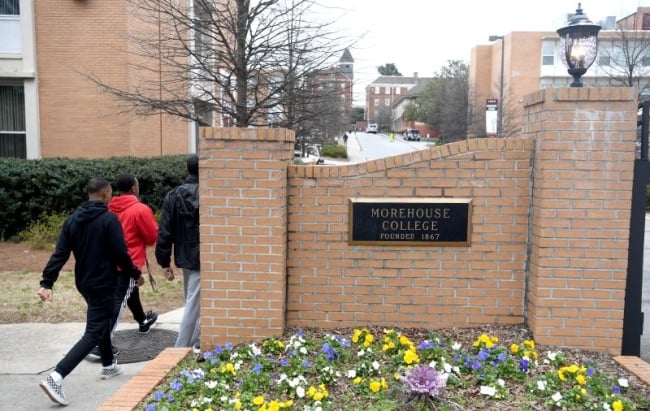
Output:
top-left (0, 308), bottom-right (183, 410)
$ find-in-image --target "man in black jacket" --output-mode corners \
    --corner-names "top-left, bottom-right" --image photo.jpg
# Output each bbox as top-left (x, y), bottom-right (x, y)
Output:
top-left (156, 154), bottom-right (200, 349)
top-left (37, 177), bottom-right (142, 406)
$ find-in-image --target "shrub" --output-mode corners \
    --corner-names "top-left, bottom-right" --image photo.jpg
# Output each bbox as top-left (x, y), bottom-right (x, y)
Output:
top-left (321, 144), bottom-right (348, 159)
top-left (0, 155), bottom-right (188, 239)
top-left (18, 211), bottom-right (68, 250)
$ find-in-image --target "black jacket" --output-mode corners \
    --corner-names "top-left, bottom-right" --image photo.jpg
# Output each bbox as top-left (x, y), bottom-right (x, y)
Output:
top-left (40, 200), bottom-right (140, 297)
top-left (155, 175), bottom-right (200, 270)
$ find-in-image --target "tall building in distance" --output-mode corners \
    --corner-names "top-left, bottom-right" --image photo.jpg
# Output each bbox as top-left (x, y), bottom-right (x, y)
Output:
top-left (468, 7), bottom-right (650, 138)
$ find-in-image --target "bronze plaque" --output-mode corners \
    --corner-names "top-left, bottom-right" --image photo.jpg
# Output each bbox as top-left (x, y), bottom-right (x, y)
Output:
top-left (348, 198), bottom-right (472, 246)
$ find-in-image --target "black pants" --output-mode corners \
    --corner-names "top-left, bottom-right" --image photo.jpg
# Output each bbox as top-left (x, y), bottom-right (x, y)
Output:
top-left (55, 292), bottom-right (115, 376)
top-left (112, 275), bottom-right (145, 334)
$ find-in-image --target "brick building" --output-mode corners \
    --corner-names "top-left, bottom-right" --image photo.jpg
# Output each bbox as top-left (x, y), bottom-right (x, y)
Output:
top-left (0, 0), bottom-right (200, 159)
top-left (468, 6), bottom-right (650, 138)
top-left (365, 73), bottom-right (431, 130)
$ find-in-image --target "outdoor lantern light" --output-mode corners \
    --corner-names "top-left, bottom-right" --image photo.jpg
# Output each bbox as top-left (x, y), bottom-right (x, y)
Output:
top-left (557, 3), bottom-right (601, 87)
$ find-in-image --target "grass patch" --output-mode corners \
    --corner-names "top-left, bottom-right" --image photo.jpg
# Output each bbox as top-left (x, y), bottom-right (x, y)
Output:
top-left (0, 269), bottom-right (184, 324)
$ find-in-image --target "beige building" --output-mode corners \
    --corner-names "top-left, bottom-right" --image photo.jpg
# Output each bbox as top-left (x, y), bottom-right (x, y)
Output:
top-left (1, 0), bottom-right (195, 159)
top-left (468, 7), bottom-right (650, 138)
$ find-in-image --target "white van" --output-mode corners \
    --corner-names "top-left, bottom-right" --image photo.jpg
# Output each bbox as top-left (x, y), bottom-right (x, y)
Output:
top-left (366, 123), bottom-right (378, 134)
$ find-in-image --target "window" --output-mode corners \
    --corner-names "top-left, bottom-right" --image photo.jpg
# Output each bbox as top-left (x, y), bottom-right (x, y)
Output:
top-left (643, 56), bottom-right (650, 66)
top-left (384, 98), bottom-right (390, 106)
top-left (643, 13), bottom-right (650, 30)
top-left (542, 43), bottom-right (555, 66)
top-left (0, 85), bottom-right (26, 158)
top-left (395, 88), bottom-right (401, 95)
top-left (598, 56), bottom-right (611, 66)
top-left (374, 86), bottom-right (380, 94)
top-left (0, 0), bottom-right (19, 15)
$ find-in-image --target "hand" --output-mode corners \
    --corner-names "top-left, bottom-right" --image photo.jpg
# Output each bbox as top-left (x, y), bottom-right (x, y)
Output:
top-left (137, 275), bottom-right (145, 287)
top-left (163, 267), bottom-right (175, 281)
top-left (38, 287), bottom-right (52, 302)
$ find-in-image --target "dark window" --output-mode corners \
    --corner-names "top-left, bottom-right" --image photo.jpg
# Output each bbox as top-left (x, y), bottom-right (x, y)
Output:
top-left (0, 0), bottom-right (19, 15)
top-left (0, 85), bottom-right (26, 158)
top-left (642, 56), bottom-right (650, 66)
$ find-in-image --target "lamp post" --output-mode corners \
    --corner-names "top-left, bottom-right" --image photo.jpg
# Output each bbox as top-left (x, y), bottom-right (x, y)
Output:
top-left (489, 35), bottom-right (504, 137)
top-left (557, 3), bottom-right (601, 87)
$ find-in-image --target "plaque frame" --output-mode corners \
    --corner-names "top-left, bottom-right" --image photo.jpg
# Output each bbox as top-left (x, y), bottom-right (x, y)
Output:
top-left (348, 197), bottom-right (472, 246)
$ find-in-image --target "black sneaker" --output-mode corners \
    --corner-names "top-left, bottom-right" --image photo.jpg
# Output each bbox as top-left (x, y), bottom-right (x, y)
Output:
top-left (139, 310), bottom-right (158, 333)
top-left (86, 345), bottom-right (119, 361)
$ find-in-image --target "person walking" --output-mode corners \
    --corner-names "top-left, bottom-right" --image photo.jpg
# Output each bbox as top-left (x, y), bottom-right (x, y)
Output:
top-left (38, 177), bottom-right (142, 406)
top-left (155, 154), bottom-right (200, 349)
top-left (87, 174), bottom-right (159, 359)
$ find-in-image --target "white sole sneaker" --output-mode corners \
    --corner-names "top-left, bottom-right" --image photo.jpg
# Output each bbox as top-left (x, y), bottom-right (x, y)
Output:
top-left (39, 376), bottom-right (70, 405)
top-left (100, 364), bottom-right (123, 380)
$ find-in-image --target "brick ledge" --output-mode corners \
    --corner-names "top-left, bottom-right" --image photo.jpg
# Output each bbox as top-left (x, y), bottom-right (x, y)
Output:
top-left (614, 355), bottom-right (650, 386)
top-left (98, 347), bottom-right (191, 411)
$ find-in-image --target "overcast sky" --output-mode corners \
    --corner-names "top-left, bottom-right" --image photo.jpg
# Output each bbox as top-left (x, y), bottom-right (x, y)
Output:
top-left (319, 0), bottom-right (648, 105)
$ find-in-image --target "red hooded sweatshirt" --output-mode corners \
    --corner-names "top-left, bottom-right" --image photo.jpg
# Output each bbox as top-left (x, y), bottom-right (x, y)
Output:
top-left (108, 195), bottom-right (158, 270)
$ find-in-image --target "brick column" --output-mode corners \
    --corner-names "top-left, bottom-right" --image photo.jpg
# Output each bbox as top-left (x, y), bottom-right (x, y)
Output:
top-left (522, 87), bottom-right (637, 354)
top-left (198, 127), bottom-right (294, 347)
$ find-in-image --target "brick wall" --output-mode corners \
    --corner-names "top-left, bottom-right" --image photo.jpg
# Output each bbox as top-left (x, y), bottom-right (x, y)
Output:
top-left (34, 0), bottom-right (188, 158)
top-left (523, 87), bottom-right (637, 354)
top-left (198, 87), bottom-right (637, 355)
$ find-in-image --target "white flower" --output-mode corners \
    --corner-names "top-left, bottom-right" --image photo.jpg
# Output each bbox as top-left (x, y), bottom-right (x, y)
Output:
top-left (299, 346), bottom-right (308, 355)
top-left (497, 379), bottom-right (505, 387)
top-left (452, 366), bottom-right (460, 374)
top-left (249, 343), bottom-right (261, 356)
top-left (296, 386), bottom-right (305, 398)
top-left (603, 402), bottom-right (612, 411)
top-left (551, 392), bottom-right (562, 402)
top-left (346, 369), bottom-right (356, 378)
top-left (480, 385), bottom-right (496, 396)
top-left (277, 373), bottom-right (288, 384)
top-left (443, 362), bottom-right (452, 373)
top-left (220, 396), bottom-right (228, 403)
top-left (452, 342), bottom-right (462, 351)
top-left (357, 349), bottom-right (365, 357)
top-left (205, 380), bottom-right (218, 389)
top-left (372, 361), bottom-right (380, 370)
top-left (618, 378), bottom-right (629, 388)
top-left (537, 380), bottom-right (547, 391)
top-left (544, 351), bottom-right (558, 364)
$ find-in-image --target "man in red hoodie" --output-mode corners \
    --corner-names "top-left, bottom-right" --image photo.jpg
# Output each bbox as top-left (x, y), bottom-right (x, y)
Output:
top-left (88, 174), bottom-right (159, 359)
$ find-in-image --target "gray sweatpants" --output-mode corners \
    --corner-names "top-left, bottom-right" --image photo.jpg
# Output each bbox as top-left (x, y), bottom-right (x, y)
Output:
top-left (175, 268), bottom-right (200, 348)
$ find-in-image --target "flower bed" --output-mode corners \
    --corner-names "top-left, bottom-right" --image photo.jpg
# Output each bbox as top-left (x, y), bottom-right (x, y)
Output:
top-left (140, 325), bottom-right (650, 410)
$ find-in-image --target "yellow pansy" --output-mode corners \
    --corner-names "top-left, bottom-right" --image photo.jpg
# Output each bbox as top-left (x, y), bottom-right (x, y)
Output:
top-left (510, 344), bottom-right (519, 354)
top-left (253, 395), bottom-right (265, 405)
top-left (576, 375), bottom-right (587, 385)
top-left (369, 380), bottom-right (382, 393)
top-left (612, 400), bottom-right (623, 411)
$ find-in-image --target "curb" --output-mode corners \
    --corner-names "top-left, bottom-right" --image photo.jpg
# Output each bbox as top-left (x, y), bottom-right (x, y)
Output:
top-left (98, 347), bottom-right (190, 410)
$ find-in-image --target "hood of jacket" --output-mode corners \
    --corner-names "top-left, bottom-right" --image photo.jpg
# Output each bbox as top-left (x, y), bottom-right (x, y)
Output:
top-left (108, 195), bottom-right (139, 214)
top-left (73, 200), bottom-right (110, 225)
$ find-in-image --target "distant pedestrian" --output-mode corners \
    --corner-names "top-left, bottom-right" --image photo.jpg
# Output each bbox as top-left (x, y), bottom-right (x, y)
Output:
top-left (343, 132), bottom-right (348, 146)
top-left (390, 132), bottom-right (395, 142)
top-left (38, 177), bottom-right (141, 406)
top-left (156, 154), bottom-right (200, 350)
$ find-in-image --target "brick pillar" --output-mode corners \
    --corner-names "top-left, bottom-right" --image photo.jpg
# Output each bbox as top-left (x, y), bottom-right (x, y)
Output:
top-left (198, 127), bottom-right (294, 347)
top-left (522, 87), bottom-right (637, 354)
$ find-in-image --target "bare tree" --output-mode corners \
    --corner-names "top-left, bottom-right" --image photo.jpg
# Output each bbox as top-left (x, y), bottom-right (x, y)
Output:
top-left (87, 0), bottom-right (352, 129)
top-left (600, 26), bottom-right (650, 98)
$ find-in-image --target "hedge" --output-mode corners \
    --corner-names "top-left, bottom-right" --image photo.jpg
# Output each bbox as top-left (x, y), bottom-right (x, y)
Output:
top-left (0, 155), bottom-right (189, 240)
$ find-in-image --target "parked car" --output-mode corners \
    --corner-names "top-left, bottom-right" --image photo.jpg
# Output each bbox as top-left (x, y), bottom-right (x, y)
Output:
top-left (404, 129), bottom-right (420, 141)
top-left (366, 123), bottom-right (378, 134)
top-left (294, 142), bottom-right (324, 165)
